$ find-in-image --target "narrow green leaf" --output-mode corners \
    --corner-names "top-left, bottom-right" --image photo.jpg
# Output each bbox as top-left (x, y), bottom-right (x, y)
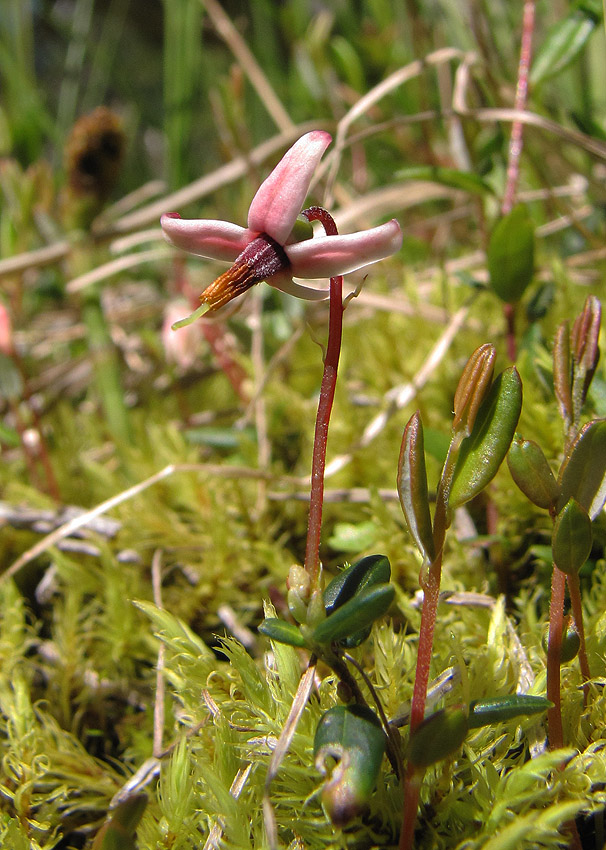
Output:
top-left (312, 584), bottom-right (394, 646)
top-left (530, 3), bottom-right (601, 86)
top-left (324, 554), bottom-right (391, 614)
top-left (397, 412), bottom-right (435, 561)
top-left (487, 206), bottom-right (535, 303)
top-left (507, 434), bottom-right (560, 510)
top-left (396, 165), bottom-right (494, 195)
top-left (258, 618), bottom-right (307, 648)
top-left (449, 368), bottom-right (523, 509)
top-left (468, 695), bottom-right (552, 729)
top-left (552, 497), bottom-right (592, 575)
top-left (314, 705), bottom-right (385, 827)
top-left (408, 707), bottom-right (468, 768)
top-left (557, 418), bottom-right (606, 519)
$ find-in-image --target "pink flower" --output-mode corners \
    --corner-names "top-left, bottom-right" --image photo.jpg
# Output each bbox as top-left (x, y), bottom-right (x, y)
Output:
top-left (161, 131), bottom-right (402, 313)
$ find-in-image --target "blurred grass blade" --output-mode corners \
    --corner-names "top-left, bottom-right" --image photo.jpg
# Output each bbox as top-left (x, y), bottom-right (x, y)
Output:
top-left (531, 1), bottom-right (602, 86)
top-left (397, 166), bottom-right (494, 195)
top-left (163, 0), bottom-right (202, 188)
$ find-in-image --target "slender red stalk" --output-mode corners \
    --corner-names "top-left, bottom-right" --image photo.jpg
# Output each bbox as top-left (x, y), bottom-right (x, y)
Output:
top-left (547, 565), bottom-right (566, 750)
top-left (566, 572), bottom-right (591, 700)
top-left (300, 207), bottom-right (344, 589)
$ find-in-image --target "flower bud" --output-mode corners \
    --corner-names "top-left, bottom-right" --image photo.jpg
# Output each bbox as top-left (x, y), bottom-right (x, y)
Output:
top-left (452, 344), bottom-right (496, 436)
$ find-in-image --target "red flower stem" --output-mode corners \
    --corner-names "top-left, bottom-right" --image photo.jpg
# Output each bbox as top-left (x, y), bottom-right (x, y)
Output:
top-left (547, 565), bottom-right (566, 750)
top-left (566, 572), bottom-right (591, 700)
top-left (300, 207), bottom-right (343, 590)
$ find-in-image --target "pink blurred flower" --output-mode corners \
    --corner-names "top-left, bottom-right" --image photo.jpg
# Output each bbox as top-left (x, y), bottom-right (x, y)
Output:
top-left (162, 300), bottom-right (201, 369)
top-left (0, 303), bottom-right (13, 356)
top-left (161, 131), bottom-right (402, 313)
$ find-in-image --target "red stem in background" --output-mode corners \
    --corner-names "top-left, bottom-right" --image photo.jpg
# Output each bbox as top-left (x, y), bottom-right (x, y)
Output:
top-left (547, 565), bottom-right (566, 750)
top-left (300, 206), bottom-right (343, 589)
top-left (501, 0), bottom-right (536, 361)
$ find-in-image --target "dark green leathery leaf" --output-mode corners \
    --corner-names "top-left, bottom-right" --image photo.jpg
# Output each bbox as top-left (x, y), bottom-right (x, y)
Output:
top-left (311, 583), bottom-right (394, 646)
top-left (552, 498), bottom-right (593, 576)
top-left (507, 434), bottom-right (560, 510)
top-left (408, 707), bottom-right (468, 768)
top-left (314, 705), bottom-right (386, 826)
top-left (324, 554), bottom-right (391, 614)
top-left (258, 618), bottom-right (307, 648)
top-left (487, 205), bottom-right (535, 303)
top-left (449, 367), bottom-right (522, 509)
top-left (468, 695), bottom-right (553, 729)
top-left (397, 412), bottom-right (435, 562)
top-left (92, 793), bottom-right (147, 850)
top-left (557, 419), bottom-right (606, 519)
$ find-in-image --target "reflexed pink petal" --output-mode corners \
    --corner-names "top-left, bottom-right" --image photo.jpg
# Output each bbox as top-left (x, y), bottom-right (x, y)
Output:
top-left (247, 131), bottom-right (332, 245)
top-left (268, 270), bottom-right (330, 301)
top-left (285, 219), bottom-right (403, 279)
top-left (161, 213), bottom-right (253, 262)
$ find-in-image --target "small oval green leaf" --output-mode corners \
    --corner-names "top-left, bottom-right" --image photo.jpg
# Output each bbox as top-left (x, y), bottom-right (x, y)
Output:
top-left (314, 705), bottom-right (386, 827)
top-left (324, 554), bottom-right (391, 615)
top-left (408, 707), bottom-right (468, 768)
top-left (487, 206), bottom-right (535, 303)
top-left (449, 367), bottom-right (523, 509)
top-left (557, 419), bottom-right (606, 519)
top-left (468, 695), bottom-right (553, 729)
top-left (552, 497), bottom-right (593, 575)
top-left (397, 412), bottom-right (435, 562)
top-left (258, 618), bottom-right (307, 648)
top-left (312, 584), bottom-right (394, 646)
top-left (507, 434), bottom-right (560, 510)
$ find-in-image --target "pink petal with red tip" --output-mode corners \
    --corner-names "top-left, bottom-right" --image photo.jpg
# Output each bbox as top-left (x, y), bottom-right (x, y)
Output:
top-left (247, 131), bottom-right (332, 245)
top-left (160, 214), bottom-right (253, 262)
top-left (284, 219), bottom-right (403, 279)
